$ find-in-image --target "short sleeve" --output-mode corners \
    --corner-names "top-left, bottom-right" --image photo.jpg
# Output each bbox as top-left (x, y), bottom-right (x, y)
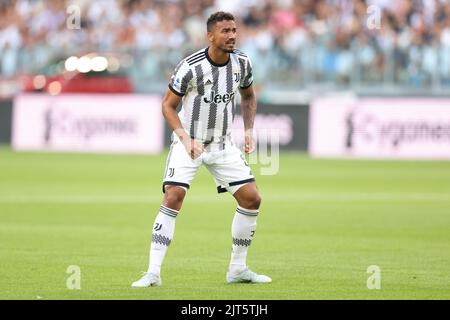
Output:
top-left (168, 60), bottom-right (193, 96)
top-left (240, 57), bottom-right (254, 89)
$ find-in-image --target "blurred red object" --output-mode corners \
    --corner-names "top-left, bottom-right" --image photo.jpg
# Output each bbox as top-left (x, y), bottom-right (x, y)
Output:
top-left (21, 72), bottom-right (133, 94)
top-left (20, 52), bottom-right (134, 94)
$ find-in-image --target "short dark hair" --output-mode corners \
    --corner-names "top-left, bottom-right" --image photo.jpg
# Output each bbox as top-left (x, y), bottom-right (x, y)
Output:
top-left (207, 11), bottom-right (235, 32)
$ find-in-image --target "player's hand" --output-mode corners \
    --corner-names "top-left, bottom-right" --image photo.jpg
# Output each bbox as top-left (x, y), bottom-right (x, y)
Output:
top-left (244, 130), bottom-right (255, 154)
top-left (183, 138), bottom-right (205, 159)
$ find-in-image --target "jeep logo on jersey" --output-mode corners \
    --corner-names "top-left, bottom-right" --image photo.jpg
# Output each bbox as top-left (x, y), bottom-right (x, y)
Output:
top-left (203, 91), bottom-right (235, 104)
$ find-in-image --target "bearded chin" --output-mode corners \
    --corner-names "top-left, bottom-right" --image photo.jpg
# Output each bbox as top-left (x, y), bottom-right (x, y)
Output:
top-left (221, 46), bottom-right (234, 53)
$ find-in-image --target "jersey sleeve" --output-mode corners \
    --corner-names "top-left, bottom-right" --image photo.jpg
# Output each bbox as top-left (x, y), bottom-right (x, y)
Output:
top-left (168, 60), bottom-right (193, 96)
top-left (240, 57), bottom-right (254, 89)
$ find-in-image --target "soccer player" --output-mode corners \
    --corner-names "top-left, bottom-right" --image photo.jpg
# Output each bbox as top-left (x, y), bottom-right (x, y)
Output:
top-left (132, 11), bottom-right (271, 287)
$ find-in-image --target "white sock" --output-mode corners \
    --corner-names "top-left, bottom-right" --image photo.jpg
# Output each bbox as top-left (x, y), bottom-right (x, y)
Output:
top-left (229, 206), bottom-right (259, 274)
top-left (147, 205), bottom-right (178, 276)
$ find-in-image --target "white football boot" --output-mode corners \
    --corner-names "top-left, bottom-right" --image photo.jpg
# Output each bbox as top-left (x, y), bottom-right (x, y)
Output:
top-left (131, 272), bottom-right (162, 287)
top-left (226, 268), bottom-right (272, 284)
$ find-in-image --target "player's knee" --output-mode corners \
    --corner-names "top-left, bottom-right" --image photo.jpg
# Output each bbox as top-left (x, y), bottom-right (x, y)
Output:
top-left (163, 186), bottom-right (186, 210)
top-left (252, 194), bottom-right (262, 210)
top-left (241, 193), bottom-right (261, 210)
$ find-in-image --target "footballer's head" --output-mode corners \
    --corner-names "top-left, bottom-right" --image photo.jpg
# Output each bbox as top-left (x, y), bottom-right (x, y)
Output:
top-left (207, 11), bottom-right (236, 53)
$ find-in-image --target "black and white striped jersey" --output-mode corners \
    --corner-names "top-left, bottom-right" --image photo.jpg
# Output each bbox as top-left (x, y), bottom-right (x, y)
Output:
top-left (168, 47), bottom-right (253, 147)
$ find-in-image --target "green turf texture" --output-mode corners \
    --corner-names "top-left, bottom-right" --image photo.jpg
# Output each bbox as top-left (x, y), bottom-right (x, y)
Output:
top-left (0, 147), bottom-right (449, 300)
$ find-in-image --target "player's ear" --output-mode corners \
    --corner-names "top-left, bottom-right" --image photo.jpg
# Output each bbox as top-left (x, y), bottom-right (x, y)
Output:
top-left (207, 30), bottom-right (214, 43)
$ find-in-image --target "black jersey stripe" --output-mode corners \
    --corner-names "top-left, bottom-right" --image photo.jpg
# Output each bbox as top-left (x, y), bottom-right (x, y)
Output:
top-left (186, 52), bottom-right (206, 64)
top-left (225, 61), bottom-right (233, 98)
top-left (222, 61), bottom-right (233, 142)
top-left (186, 55), bottom-right (203, 63)
top-left (188, 53), bottom-right (205, 61)
top-left (190, 64), bottom-right (205, 138)
top-left (186, 51), bottom-right (205, 62)
top-left (231, 94), bottom-right (236, 121)
top-left (205, 65), bottom-right (220, 144)
top-left (180, 69), bottom-right (193, 94)
top-left (240, 58), bottom-right (253, 88)
top-left (187, 55), bottom-right (206, 66)
top-left (238, 57), bottom-right (246, 85)
top-left (187, 53), bottom-right (205, 62)
top-left (222, 105), bottom-right (228, 148)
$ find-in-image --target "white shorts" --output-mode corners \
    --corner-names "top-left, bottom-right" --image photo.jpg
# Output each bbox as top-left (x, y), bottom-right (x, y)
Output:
top-left (162, 137), bottom-right (255, 195)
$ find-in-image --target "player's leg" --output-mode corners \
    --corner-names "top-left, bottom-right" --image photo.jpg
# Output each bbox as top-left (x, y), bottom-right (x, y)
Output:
top-left (205, 145), bottom-right (271, 283)
top-left (145, 185), bottom-right (186, 280)
top-left (230, 182), bottom-right (261, 274)
top-left (227, 182), bottom-right (270, 283)
top-left (132, 139), bottom-right (199, 287)
top-left (233, 181), bottom-right (261, 210)
top-left (162, 184), bottom-right (186, 211)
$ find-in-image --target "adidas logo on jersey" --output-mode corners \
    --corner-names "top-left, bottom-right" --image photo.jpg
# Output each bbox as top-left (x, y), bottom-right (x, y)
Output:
top-left (203, 90), bottom-right (235, 104)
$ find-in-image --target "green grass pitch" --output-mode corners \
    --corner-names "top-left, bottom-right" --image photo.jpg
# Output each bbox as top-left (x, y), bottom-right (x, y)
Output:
top-left (0, 146), bottom-right (449, 300)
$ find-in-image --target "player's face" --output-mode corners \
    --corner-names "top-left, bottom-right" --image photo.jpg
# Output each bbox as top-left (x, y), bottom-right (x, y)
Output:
top-left (209, 20), bottom-right (237, 53)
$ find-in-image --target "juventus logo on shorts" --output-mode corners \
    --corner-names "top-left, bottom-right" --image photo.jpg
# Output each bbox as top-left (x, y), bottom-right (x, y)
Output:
top-left (168, 168), bottom-right (175, 178)
top-left (154, 223), bottom-right (162, 231)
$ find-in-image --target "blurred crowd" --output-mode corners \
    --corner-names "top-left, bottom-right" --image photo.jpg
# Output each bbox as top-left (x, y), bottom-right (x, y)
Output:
top-left (2, 0), bottom-right (450, 91)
